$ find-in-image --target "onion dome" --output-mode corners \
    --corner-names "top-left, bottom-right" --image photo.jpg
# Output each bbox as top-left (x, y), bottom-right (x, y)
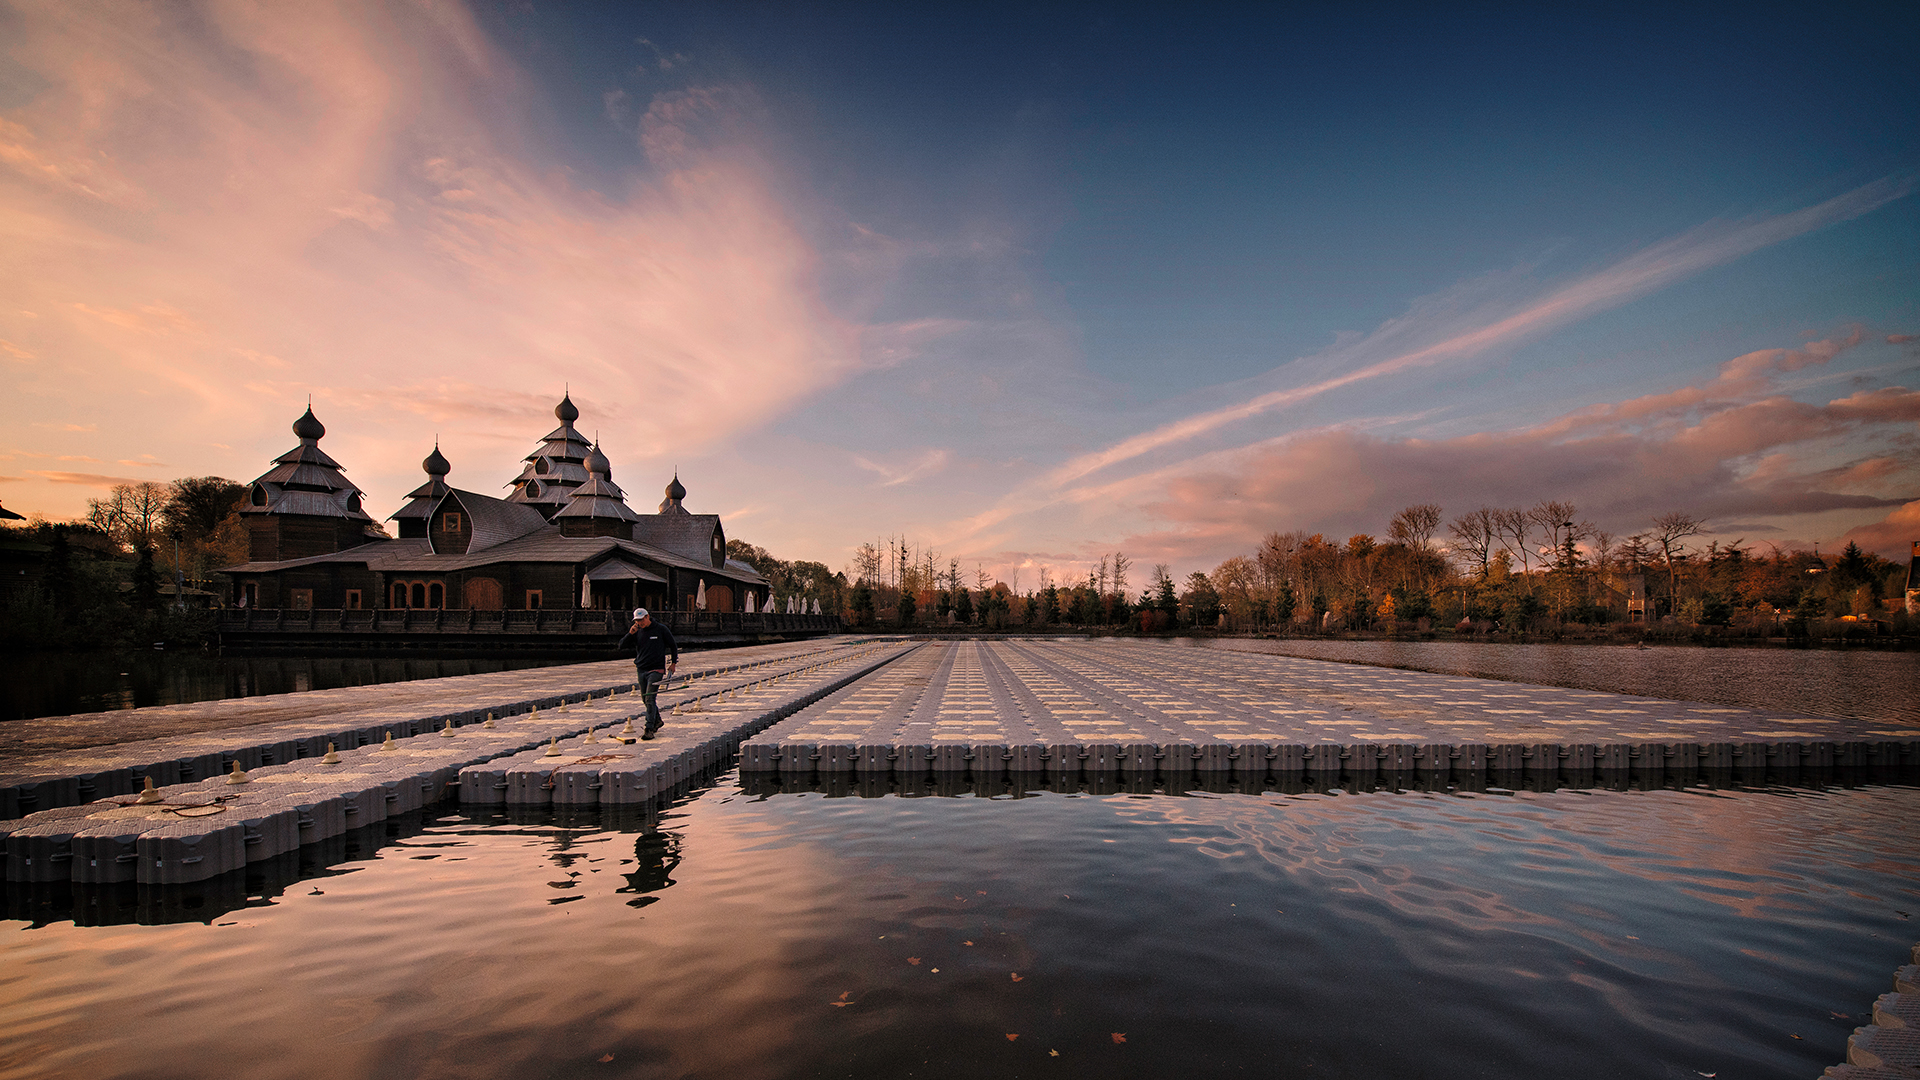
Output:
top-left (423, 444), bottom-right (451, 477)
top-left (584, 443), bottom-right (611, 477)
top-left (665, 474), bottom-right (686, 501)
top-left (243, 406), bottom-right (371, 524)
top-left (507, 392), bottom-right (596, 517)
top-left (293, 406), bottom-right (326, 441)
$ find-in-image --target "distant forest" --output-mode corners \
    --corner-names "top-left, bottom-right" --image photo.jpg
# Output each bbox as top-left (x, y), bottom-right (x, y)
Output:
top-left (798, 504), bottom-right (1911, 641)
top-left (1, 477), bottom-right (247, 648)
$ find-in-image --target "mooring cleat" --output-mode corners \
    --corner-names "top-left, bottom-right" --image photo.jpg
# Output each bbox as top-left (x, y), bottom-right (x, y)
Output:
top-left (543, 737), bottom-right (561, 758)
top-left (136, 777), bottom-right (162, 804)
top-left (321, 742), bottom-right (341, 764)
top-left (484, 713), bottom-right (496, 729)
top-left (381, 732), bottom-right (396, 752)
top-left (226, 761), bottom-right (250, 785)
top-left (440, 718), bottom-right (457, 737)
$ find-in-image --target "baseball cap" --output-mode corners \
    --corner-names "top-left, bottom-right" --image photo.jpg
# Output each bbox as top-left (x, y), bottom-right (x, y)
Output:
top-left (632, 608), bottom-right (648, 620)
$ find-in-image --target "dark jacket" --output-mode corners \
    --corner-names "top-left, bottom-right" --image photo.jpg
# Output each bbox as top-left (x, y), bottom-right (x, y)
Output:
top-left (617, 620), bottom-right (679, 671)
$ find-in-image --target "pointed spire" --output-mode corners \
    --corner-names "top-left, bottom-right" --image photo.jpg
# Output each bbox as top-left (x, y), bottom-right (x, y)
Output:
top-left (660, 473), bottom-right (687, 513)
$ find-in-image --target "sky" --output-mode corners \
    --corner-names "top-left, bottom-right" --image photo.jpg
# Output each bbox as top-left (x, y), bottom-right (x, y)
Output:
top-left (1, 1), bottom-right (1916, 587)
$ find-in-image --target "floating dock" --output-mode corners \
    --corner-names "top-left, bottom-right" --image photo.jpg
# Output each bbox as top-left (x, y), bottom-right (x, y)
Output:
top-left (0, 640), bottom-right (917, 883)
top-left (5, 638), bottom-right (1916, 889)
top-left (1827, 942), bottom-right (1920, 1076)
top-left (738, 640), bottom-right (1919, 786)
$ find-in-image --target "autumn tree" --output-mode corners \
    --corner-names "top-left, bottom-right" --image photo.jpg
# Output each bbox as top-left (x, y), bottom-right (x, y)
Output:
top-left (1447, 508), bottom-right (1498, 580)
top-left (1651, 512), bottom-right (1705, 614)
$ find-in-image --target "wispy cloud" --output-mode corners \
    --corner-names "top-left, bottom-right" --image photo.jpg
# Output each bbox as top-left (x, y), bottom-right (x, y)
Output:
top-left (939, 176), bottom-right (1916, 546)
top-left (852, 448), bottom-right (951, 487)
top-left (29, 471), bottom-right (149, 487)
top-left (1050, 174), bottom-right (1915, 491)
top-left (0, 1), bottom-right (869, 519)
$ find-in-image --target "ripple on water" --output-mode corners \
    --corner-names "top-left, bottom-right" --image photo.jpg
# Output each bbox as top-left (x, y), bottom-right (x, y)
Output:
top-left (1, 779), bottom-right (1916, 1080)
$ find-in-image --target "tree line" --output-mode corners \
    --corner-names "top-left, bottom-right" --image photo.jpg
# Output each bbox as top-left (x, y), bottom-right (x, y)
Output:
top-left (1, 477), bottom-right (248, 648)
top-left (798, 504), bottom-right (1909, 638)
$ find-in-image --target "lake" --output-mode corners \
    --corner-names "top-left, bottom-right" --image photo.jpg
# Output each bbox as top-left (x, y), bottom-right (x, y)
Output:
top-left (2, 773), bottom-right (1914, 1079)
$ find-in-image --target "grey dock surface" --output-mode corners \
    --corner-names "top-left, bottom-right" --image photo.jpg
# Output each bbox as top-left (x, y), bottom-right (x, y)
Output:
top-left (1827, 942), bottom-right (1920, 1077)
top-left (0, 637), bottom-right (883, 818)
top-left (739, 640), bottom-right (1919, 783)
top-left (1, 641), bottom-right (917, 883)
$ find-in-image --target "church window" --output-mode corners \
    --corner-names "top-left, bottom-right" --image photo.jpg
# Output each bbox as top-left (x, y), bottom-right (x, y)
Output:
top-left (534, 456), bottom-right (551, 475)
top-left (250, 484), bottom-right (268, 507)
top-left (428, 582), bottom-right (444, 608)
top-left (344, 589), bottom-right (362, 609)
top-left (525, 589), bottom-right (543, 610)
top-left (441, 512), bottom-right (462, 532)
top-left (410, 582), bottom-right (427, 608)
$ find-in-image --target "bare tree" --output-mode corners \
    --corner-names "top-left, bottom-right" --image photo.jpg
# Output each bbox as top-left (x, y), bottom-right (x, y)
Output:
top-left (1447, 509), bottom-right (1498, 579)
top-left (1110, 551), bottom-right (1130, 598)
top-left (1388, 504), bottom-right (1443, 550)
top-left (1492, 507), bottom-right (1536, 580)
top-left (854, 542), bottom-right (881, 585)
top-left (1651, 512), bottom-right (1706, 613)
top-left (86, 482), bottom-right (169, 551)
top-left (1527, 502), bottom-right (1580, 558)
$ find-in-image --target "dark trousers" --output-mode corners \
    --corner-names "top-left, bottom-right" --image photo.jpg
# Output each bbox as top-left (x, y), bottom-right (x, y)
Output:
top-left (636, 668), bottom-right (666, 728)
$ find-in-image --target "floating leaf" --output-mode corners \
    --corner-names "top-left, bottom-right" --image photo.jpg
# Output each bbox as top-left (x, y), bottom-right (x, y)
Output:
top-left (908, 957), bottom-right (921, 965)
top-left (1049, 1050), bottom-right (1059, 1057)
top-left (598, 1054), bottom-right (614, 1063)
top-left (931, 968), bottom-right (940, 973)
top-left (838, 991), bottom-right (851, 1001)
top-left (1111, 1033), bottom-right (1127, 1044)
top-left (1010, 973), bottom-right (1023, 982)
top-left (963, 941), bottom-right (974, 946)
top-left (1005, 1034), bottom-right (1019, 1042)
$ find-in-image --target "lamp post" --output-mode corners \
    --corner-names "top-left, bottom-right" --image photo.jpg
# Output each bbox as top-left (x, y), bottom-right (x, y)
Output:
top-left (170, 529), bottom-right (185, 612)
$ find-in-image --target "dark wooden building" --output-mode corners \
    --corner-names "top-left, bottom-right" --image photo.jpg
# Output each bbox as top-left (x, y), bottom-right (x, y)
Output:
top-left (221, 396), bottom-right (770, 617)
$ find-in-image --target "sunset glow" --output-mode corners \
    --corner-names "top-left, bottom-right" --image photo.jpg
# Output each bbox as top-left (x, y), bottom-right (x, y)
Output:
top-left (3, 3), bottom-right (1914, 581)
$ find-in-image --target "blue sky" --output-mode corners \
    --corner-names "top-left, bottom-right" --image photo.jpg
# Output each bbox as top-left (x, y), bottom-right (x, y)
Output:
top-left (2, 2), bottom-right (1915, 582)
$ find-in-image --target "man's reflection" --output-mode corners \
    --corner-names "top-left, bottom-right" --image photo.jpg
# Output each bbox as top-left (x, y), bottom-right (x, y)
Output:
top-left (617, 827), bottom-right (681, 908)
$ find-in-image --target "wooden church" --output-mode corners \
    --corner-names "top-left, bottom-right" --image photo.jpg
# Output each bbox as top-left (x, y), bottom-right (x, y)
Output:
top-left (221, 395), bottom-right (769, 617)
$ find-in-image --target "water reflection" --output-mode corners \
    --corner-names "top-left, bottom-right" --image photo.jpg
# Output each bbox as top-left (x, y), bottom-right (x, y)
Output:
top-left (2, 769), bottom-right (1915, 1080)
top-left (1196, 638), bottom-right (1920, 723)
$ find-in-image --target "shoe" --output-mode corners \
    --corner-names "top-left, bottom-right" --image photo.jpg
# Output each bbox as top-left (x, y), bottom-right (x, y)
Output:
top-left (640, 729), bottom-right (656, 741)
top-left (642, 724), bottom-right (662, 741)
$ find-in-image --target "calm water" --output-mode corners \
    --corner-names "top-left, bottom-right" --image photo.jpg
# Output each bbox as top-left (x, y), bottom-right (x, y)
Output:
top-left (3, 776), bottom-right (1915, 1079)
top-left (1199, 639), bottom-right (1920, 724)
top-left (0, 651), bottom-right (593, 722)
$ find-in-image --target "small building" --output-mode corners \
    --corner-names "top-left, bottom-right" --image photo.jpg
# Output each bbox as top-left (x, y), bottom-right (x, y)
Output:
top-left (220, 396), bottom-right (769, 616)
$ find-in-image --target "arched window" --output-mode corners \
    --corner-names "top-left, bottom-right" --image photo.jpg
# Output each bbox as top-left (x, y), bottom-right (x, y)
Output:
top-left (392, 582), bottom-right (408, 608)
top-left (410, 582), bottom-right (427, 608)
top-left (250, 484), bottom-right (268, 507)
top-left (428, 582), bottom-right (444, 608)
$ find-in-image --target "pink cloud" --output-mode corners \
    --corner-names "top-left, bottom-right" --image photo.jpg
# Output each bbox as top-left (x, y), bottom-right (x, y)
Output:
top-left (0, 2), bottom-right (867, 520)
top-left (1838, 501), bottom-right (1920, 560)
top-left (1111, 349), bottom-right (1920, 569)
top-left (29, 471), bottom-right (150, 487)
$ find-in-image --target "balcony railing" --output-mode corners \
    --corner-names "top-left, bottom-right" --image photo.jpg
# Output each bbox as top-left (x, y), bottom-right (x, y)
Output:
top-left (217, 608), bottom-right (843, 636)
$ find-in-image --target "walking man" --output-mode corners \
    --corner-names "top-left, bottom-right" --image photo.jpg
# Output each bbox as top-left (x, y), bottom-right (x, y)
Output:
top-left (616, 607), bottom-right (678, 739)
